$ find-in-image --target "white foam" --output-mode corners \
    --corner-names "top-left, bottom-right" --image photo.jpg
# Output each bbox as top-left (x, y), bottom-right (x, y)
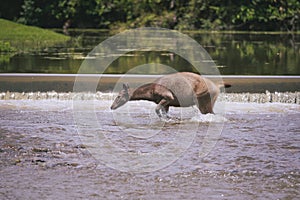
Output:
top-left (190, 114), bottom-right (228, 123)
top-left (224, 102), bottom-right (300, 114)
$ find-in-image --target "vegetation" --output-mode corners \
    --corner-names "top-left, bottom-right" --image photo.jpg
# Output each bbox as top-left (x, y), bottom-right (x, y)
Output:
top-left (0, 0), bottom-right (299, 32)
top-left (0, 18), bottom-right (70, 52)
top-left (0, 41), bottom-right (15, 52)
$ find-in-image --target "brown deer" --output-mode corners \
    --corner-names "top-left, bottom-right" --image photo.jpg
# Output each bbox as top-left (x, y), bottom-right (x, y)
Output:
top-left (111, 72), bottom-right (231, 118)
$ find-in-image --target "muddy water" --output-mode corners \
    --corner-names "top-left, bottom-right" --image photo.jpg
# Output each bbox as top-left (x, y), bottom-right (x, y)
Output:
top-left (0, 97), bottom-right (299, 199)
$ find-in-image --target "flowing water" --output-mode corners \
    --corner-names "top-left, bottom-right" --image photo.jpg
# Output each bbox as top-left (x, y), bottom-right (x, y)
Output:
top-left (0, 95), bottom-right (299, 199)
top-left (1, 29), bottom-right (299, 199)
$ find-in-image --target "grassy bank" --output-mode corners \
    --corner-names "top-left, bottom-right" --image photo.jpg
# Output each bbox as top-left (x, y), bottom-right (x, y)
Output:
top-left (0, 18), bottom-right (70, 52)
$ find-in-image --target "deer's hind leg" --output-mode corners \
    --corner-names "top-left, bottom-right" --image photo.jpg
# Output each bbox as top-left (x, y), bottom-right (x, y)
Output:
top-left (196, 93), bottom-right (214, 114)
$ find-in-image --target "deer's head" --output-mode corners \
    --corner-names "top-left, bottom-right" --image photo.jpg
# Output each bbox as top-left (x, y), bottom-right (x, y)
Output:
top-left (110, 83), bottom-right (130, 110)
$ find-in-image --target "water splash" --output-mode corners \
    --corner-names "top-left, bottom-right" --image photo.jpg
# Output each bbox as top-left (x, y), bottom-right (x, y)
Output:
top-left (218, 91), bottom-right (300, 104)
top-left (190, 114), bottom-right (228, 123)
top-left (0, 91), bottom-right (299, 104)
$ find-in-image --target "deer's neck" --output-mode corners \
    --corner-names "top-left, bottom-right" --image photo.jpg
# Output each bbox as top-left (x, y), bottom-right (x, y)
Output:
top-left (129, 83), bottom-right (154, 101)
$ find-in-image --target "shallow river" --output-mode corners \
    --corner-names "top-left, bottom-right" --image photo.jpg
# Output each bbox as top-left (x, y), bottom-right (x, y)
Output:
top-left (0, 97), bottom-right (299, 199)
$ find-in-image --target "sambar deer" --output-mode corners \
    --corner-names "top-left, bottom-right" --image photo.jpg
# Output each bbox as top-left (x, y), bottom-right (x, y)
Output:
top-left (111, 72), bottom-right (231, 118)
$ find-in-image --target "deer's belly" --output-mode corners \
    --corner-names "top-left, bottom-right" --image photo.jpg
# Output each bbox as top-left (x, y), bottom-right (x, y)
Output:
top-left (169, 98), bottom-right (195, 107)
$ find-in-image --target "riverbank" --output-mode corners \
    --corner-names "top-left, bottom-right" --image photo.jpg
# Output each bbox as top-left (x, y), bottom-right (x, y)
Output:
top-left (0, 19), bottom-right (70, 52)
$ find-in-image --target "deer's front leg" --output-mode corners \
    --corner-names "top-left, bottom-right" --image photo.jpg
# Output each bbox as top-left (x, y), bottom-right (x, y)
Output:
top-left (155, 99), bottom-right (170, 119)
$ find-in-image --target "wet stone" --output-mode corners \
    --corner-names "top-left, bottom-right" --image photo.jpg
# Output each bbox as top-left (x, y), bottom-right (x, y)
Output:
top-left (32, 147), bottom-right (50, 153)
top-left (32, 158), bottom-right (46, 163)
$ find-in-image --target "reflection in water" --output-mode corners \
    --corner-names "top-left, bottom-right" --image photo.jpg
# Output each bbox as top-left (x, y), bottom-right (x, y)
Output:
top-left (0, 97), bottom-right (299, 199)
top-left (0, 31), bottom-right (299, 75)
top-left (204, 33), bottom-right (300, 75)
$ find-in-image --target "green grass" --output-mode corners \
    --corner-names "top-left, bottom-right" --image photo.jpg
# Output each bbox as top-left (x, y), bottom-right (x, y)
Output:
top-left (0, 18), bottom-right (70, 52)
top-left (0, 41), bottom-right (15, 52)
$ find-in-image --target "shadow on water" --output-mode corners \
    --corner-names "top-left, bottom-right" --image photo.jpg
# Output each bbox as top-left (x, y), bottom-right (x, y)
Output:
top-left (0, 30), bottom-right (299, 75)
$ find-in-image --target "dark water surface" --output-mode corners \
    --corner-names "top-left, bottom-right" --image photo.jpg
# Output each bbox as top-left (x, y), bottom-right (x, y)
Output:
top-left (0, 98), bottom-right (299, 199)
top-left (1, 30), bottom-right (299, 75)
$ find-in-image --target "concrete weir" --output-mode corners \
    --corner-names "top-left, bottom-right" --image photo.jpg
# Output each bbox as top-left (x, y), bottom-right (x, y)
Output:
top-left (0, 73), bottom-right (299, 93)
top-left (0, 74), bottom-right (299, 104)
top-left (0, 74), bottom-right (300, 104)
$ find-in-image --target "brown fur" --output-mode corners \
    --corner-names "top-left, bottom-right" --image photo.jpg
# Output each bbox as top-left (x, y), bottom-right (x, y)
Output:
top-left (111, 72), bottom-right (230, 118)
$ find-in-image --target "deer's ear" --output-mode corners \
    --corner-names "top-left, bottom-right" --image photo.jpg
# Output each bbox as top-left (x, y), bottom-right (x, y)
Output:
top-left (123, 83), bottom-right (129, 92)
